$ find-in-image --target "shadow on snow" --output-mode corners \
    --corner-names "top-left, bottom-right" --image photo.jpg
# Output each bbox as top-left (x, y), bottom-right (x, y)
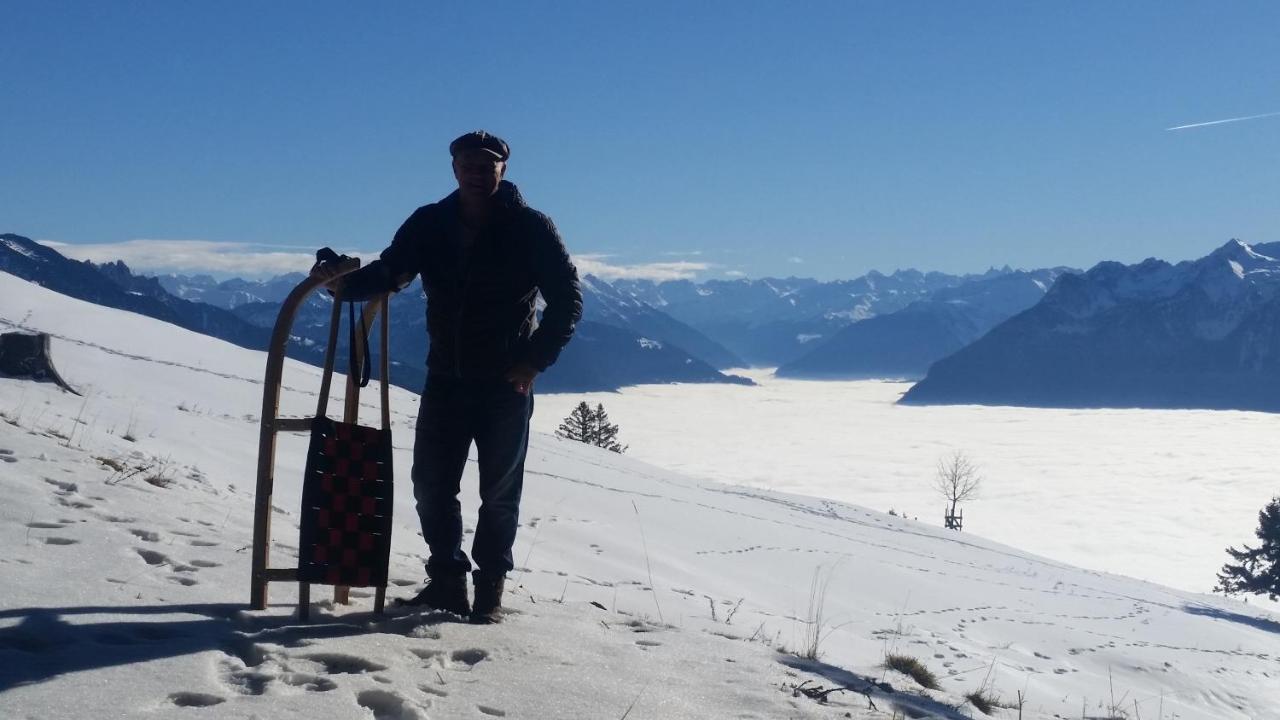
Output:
top-left (1183, 602), bottom-right (1280, 635)
top-left (779, 653), bottom-right (973, 720)
top-left (0, 601), bottom-right (452, 691)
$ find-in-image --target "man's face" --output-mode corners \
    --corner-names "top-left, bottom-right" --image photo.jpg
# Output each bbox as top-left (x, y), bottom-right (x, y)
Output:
top-left (452, 149), bottom-right (506, 200)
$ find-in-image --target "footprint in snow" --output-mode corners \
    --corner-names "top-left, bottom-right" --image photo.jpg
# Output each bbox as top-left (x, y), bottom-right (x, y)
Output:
top-left (419, 683), bottom-right (448, 698)
top-left (450, 648), bottom-right (489, 666)
top-left (220, 661), bottom-right (273, 696)
top-left (43, 478), bottom-right (78, 494)
top-left (356, 689), bottom-right (430, 720)
top-left (303, 653), bottom-right (388, 675)
top-left (44, 537), bottom-right (79, 546)
top-left (168, 692), bottom-right (225, 708)
top-left (478, 705), bottom-right (507, 717)
top-left (136, 548), bottom-right (169, 566)
top-left (130, 529), bottom-right (160, 542)
top-left (279, 673), bottom-right (337, 692)
top-left (410, 647), bottom-right (449, 669)
top-left (635, 639), bottom-right (662, 648)
top-left (26, 522), bottom-right (66, 529)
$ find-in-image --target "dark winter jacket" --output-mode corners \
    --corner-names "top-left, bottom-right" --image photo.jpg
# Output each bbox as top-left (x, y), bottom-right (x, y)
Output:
top-left (342, 181), bottom-right (582, 379)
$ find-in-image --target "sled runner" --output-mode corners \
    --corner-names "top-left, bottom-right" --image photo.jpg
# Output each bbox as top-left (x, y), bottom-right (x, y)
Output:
top-left (249, 257), bottom-right (395, 620)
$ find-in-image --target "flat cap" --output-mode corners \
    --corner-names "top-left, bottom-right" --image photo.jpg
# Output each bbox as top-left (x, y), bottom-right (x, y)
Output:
top-left (449, 130), bottom-right (510, 161)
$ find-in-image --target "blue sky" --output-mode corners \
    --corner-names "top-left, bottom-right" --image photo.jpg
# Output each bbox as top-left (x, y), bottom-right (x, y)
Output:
top-left (4, 2), bottom-right (1279, 280)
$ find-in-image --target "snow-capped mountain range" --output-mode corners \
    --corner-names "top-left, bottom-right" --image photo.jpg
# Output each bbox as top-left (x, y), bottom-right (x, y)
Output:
top-left (903, 240), bottom-right (1280, 410)
top-left (12, 231), bottom-right (1280, 411)
top-left (776, 268), bottom-right (1073, 379)
top-left (0, 236), bottom-right (749, 393)
top-left (0, 234), bottom-right (271, 353)
top-left (612, 270), bottom-right (998, 367)
top-left (155, 272), bottom-right (307, 309)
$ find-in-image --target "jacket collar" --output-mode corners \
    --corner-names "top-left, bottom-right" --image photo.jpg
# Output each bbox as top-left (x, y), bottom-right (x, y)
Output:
top-left (440, 180), bottom-right (525, 213)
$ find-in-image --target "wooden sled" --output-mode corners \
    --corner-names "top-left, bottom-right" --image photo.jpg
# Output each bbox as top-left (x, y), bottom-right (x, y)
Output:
top-left (249, 259), bottom-right (395, 619)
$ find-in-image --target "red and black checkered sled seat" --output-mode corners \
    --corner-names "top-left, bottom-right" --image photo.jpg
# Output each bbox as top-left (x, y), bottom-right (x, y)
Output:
top-left (298, 417), bottom-right (394, 587)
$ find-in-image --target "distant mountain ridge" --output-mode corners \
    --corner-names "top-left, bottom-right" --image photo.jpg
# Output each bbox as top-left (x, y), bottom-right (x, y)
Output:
top-left (776, 268), bottom-right (1074, 379)
top-left (1, 234), bottom-right (755, 393)
top-left (0, 233), bottom-right (271, 352)
top-left (226, 279), bottom-right (753, 394)
top-left (156, 272), bottom-right (306, 309)
top-left (579, 275), bottom-right (745, 369)
top-left (902, 240), bottom-right (1280, 411)
top-left (612, 269), bottom-right (1013, 366)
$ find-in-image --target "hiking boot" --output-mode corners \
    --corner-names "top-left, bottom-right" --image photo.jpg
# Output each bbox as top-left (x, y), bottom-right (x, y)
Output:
top-left (469, 571), bottom-right (506, 624)
top-left (398, 573), bottom-right (470, 615)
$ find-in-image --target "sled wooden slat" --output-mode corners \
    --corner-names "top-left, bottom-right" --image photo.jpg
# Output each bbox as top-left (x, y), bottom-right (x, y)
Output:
top-left (270, 417), bottom-right (315, 433)
top-left (249, 259), bottom-right (394, 620)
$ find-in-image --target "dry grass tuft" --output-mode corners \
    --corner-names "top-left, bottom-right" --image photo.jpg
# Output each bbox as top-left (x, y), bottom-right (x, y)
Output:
top-left (883, 653), bottom-right (939, 690)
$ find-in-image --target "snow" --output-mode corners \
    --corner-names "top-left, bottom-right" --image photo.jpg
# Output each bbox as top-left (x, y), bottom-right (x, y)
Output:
top-left (796, 333), bottom-right (824, 344)
top-left (824, 305), bottom-right (873, 321)
top-left (535, 372), bottom-right (1280, 604)
top-left (2, 271), bottom-right (1279, 719)
top-left (1086, 241), bottom-right (1280, 310)
top-left (636, 337), bottom-right (663, 350)
top-left (1, 237), bottom-right (44, 261)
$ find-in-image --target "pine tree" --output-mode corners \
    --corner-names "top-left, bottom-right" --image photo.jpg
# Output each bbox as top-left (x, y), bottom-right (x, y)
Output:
top-left (1215, 497), bottom-right (1280, 600)
top-left (555, 401), bottom-right (627, 454)
top-left (592, 403), bottom-right (627, 454)
top-left (556, 401), bottom-right (596, 444)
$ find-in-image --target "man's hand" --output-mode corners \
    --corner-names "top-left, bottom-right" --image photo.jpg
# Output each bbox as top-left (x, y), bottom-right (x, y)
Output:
top-left (505, 363), bottom-right (539, 395)
top-left (309, 260), bottom-right (346, 289)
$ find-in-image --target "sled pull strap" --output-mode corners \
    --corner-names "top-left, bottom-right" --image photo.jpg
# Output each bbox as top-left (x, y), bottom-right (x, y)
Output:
top-left (348, 301), bottom-right (371, 389)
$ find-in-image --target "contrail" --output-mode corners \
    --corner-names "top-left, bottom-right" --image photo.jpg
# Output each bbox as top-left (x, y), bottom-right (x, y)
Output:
top-left (1166, 110), bottom-right (1280, 131)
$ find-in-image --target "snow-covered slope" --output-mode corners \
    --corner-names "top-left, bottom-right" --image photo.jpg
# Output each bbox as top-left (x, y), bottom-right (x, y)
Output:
top-left (1, 271), bottom-right (1278, 719)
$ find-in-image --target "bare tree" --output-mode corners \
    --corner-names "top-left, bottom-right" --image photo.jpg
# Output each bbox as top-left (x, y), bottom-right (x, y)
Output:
top-left (933, 450), bottom-right (981, 530)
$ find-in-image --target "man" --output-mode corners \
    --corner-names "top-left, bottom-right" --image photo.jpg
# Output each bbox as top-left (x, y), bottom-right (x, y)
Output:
top-left (312, 131), bottom-right (582, 623)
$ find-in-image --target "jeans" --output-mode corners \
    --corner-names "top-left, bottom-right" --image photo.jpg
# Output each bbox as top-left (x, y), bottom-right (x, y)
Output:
top-left (412, 376), bottom-right (534, 578)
